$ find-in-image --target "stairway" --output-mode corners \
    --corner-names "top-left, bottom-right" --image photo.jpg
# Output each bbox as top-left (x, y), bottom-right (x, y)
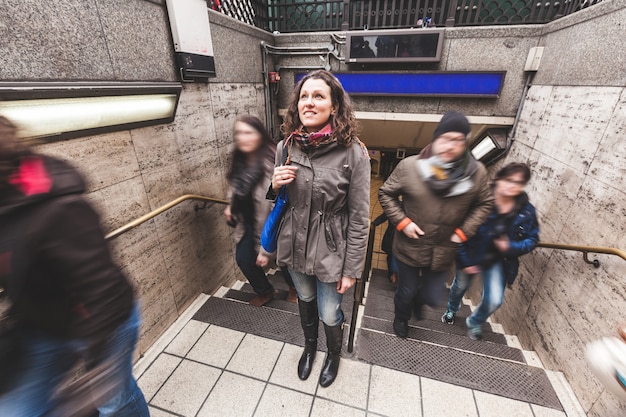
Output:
top-left (191, 268), bottom-right (568, 413)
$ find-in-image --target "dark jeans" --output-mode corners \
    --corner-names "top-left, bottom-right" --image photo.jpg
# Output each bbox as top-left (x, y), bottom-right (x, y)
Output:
top-left (235, 222), bottom-right (273, 295)
top-left (394, 259), bottom-right (450, 321)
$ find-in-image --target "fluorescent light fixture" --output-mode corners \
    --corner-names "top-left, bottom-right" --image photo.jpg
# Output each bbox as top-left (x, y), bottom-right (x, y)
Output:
top-left (0, 82), bottom-right (182, 140)
top-left (471, 129), bottom-right (509, 162)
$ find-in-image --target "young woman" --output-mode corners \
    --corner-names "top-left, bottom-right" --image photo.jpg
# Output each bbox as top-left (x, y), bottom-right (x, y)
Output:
top-left (270, 70), bottom-right (370, 387)
top-left (442, 162), bottom-right (539, 340)
top-left (225, 115), bottom-right (285, 307)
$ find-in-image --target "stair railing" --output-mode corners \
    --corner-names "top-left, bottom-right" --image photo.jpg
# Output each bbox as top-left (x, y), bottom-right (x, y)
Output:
top-left (105, 194), bottom-right (228, 241)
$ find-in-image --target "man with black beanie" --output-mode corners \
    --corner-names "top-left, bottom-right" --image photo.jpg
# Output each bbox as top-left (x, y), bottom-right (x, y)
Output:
top-left (378, 111), bottom-right (494, 338)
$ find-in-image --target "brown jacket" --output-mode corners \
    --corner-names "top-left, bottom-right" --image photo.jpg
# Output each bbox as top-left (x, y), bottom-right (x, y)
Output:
top-left (378, 155), bottom-right (493, 271)
top-left (275, 140), bottom-right (370, 282)
top-left (230, 159), bottom-right (274, 258)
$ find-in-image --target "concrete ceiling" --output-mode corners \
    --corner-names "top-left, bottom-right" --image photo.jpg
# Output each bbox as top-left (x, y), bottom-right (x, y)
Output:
top-left (355, 111), bottom-right (515, 152)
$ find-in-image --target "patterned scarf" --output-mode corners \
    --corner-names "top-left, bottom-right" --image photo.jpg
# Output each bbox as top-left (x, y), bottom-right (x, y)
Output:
top-left (289, 124), bottom-right (335, 152)
top-left (416, 144), bottom-right (478, 197)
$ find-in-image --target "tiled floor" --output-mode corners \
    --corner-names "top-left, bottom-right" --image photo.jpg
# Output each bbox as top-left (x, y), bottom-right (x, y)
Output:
top-left (136, 317), bottom-right (567, 417)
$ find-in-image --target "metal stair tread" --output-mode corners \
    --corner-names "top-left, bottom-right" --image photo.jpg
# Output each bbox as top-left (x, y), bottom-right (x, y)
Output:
top-left (364, 289), bottom-right (507, 344)
top-left (362, 316), bottom-right (525, 363)
top-left (193, 296), bottom-right (356, 354)
top-left (223, 288), bottom-right (299, 314)
top-left (358, 329), bottom-right (562, 410)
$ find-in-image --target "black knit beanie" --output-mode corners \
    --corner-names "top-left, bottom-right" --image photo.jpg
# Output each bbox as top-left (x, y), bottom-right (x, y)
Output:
top-left (432, 111), bottom-right (471, 141)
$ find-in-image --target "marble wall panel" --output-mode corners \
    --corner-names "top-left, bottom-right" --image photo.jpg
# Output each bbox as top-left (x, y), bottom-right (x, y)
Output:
top-left (140, 161), bottom-right (186, 209)
top-left (36, 131), bottom-right (141, 193)
top-left (588, 88), bottom-right (626, 188)
top-left (531, 87), bottom-right (621, 174)
top-left (130, 123), bottom-right (182, 173)
top-left (180, 149), bottom-right (227, 199)
top-left (0, 0), bottom-right (113, 80)
top-left (95, 0), bottom-right (177, 81)
top-left (587, 389), bottom-right (626, 417)
top-left (560, 176), bottom-right (626, 249)
top-left (522, 150), bottom-right (585, 242)
top-left (210, 83), bottom-right (266, 148)
top-left (153, 202), bottom-right (235, 310)
top-left (513, 85), bottom-right (553, 148)
top-left (524, 279), bottom-right (604, 411)
top-left (84, 176), bottom-right (151, 232)
top-left (108, 222), bottom-right (178, 356)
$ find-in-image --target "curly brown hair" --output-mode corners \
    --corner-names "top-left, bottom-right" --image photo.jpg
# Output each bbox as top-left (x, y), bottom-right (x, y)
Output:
top-left (281, 70), bottom-right (359, 146)
top-left (0, 116), bottom-right (31, 185)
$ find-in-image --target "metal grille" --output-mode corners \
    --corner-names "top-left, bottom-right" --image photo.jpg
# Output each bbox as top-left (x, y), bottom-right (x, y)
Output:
top-left (358, 329), bottom-right (563, 410)
top-left (362, 316), bottom-right (525, 362)
top-left (209, 0), bottom-right (270, 31)
top-left (212, 0), bottom-right (606, 32)
top-left (269, 0), bottom-right (345, 32)
top-left (350, 0), bottom-right (452, 29)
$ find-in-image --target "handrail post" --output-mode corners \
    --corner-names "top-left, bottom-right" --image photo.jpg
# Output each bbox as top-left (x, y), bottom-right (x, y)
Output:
top-left (347, 222), bottom-right (376, 353)
top-left (446, 0), bottom-right (458, 26)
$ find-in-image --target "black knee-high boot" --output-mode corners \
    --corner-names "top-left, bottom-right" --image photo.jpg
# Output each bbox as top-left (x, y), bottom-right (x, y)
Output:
top-left (297, 299), bottom-right (319, 380)
top-left (319, 322), bottom-right (343, 387)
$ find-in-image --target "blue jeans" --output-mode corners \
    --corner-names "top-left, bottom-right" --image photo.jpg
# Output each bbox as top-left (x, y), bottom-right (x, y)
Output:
top-left (0, 304), bottom-right (149, 417)
top-left (288, 269), bottom-right (344, 326)
top-left (447, 261), bottom-right (506, 326)
top-left (394, 260), bottom-right (450, 321)
top-left (236, 222), bottom-right (274, 296)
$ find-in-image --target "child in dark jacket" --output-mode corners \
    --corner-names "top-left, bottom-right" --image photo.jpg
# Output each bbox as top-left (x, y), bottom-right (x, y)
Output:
top-left (442, 162), bottom-right (539, 340)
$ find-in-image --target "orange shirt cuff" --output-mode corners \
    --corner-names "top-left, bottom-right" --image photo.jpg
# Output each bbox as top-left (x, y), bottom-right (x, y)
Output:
top-left (455, 228), bottom-right (468, 242)
top-left (396, 217), bottom-right (412, 232)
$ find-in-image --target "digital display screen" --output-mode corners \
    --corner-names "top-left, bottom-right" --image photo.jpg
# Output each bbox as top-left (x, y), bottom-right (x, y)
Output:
top-left (346, 29), bottom-right (444, 63)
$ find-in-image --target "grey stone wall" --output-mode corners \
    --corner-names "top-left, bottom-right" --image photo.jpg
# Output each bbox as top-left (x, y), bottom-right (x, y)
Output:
top-left (483, 3), bottom-right (626, 415)
top-left (272, 26), bottom-right (542, 118)
top-left (1, 1), bottom-right (271, 356)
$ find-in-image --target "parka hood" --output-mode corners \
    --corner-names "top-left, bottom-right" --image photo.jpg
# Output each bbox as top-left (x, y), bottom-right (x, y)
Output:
top-left (0, 155), bottom-right (86, 216)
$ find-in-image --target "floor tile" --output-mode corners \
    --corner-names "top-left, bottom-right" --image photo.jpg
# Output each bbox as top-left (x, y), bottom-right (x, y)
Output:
top-left (254, 384), bottom-right (313, 417)
top-left (148, 406), bottom-right (177, 416)
top-left (421, 378), bottom-right (478, 417)
top-left (165, 319), bottom-right (209, 356)
top-left (151, 359), bottom-right (221, 416)
top-left (269, 343), bottom-right (324, 395)
top-left (310, 397), bottom-right (366, 417)
top-left (137, 353), bottom-right (182, 402)
top-left (530, 404), bottom-right (567, 417)
top-left (197, 371), bottom-right (266, 417)
top-left (186, 324), bottom-right (245, 368)
top-left (474, 390), bottom-right (534, 417)
top-left (368, 365), bottom-right (421, 417)
top-left (226, 333), bottom-right (284, 380)
top-left (316, 357), bottom-right (370, 409)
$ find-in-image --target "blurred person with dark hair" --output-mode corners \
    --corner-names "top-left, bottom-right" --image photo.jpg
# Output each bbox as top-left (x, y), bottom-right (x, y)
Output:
top-left (225, 115), bottom-right (297, 306)
top-left (379, 111), bottom-right (493, 339)
top-left (272, 70), bottom-right (370, 387)
top-left (442, 162), bottom-right (539, 340)
top-left (0, 116), bottom-right (149, 416)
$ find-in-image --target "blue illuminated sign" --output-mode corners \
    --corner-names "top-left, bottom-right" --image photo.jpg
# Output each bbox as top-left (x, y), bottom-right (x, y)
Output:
top-left (295, 72), bottom-right (506, 98)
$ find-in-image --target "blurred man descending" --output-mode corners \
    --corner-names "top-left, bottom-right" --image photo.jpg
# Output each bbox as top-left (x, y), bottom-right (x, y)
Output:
top-left (0, 116), bottom-right (149, 416)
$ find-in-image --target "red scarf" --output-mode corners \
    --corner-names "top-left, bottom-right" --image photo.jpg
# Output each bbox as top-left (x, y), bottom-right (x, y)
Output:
top-left (288, 124), bottom-right (334, 152)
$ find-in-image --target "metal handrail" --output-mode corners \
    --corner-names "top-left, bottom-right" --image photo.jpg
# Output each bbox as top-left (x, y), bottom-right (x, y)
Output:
top-left (105, 194), bottom-right (228, 241)
top-left (537, 242), bottom-right (626, 268)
